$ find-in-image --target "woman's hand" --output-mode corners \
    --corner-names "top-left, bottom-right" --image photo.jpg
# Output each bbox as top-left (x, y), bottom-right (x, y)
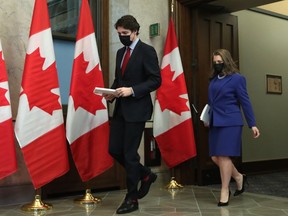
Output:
top-left (251, 126), bottom-right (260, 138)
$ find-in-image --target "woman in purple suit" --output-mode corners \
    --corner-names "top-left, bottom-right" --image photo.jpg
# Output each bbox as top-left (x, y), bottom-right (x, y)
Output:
top-left (207, 49), bottom-right (260, 206)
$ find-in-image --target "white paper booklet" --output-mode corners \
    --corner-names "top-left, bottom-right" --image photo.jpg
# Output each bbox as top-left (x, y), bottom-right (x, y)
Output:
top-left (200, 104), bottom-right (210, 125)
top-left (93, 87), bottom-right (116, 95)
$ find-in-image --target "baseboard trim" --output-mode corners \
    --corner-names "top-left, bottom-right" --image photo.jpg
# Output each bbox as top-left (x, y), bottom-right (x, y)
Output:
top-left (0, 184), bottom-right (35, 206)
top-left (241, 158), bottom-right (288, 175)
top-left (199, 158), bottom-right (288, 186)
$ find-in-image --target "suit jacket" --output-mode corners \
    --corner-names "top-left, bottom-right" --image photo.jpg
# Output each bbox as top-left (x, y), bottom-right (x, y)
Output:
top-left (208, 73), bottom-right (256, 128)
top-left (111, 40), bottom-right (161, 122)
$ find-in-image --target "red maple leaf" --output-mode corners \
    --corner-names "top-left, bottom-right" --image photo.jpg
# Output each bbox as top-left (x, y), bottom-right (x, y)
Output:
top-left (70, 52), bottom-right (106, 115)
top-left (21, 48), bottom-right (61, 115)
top-left (0, 52), bottom-right (9, 106)
top-left (0, 87), bottom-right (9, 106)
top-left (156, 64), bottom-right (190, 115)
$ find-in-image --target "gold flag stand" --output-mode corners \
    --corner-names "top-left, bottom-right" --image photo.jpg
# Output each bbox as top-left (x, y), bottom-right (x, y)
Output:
top-left (74, 189), bottom-right (101, 205)
top-left (21, 189), bottom-right (52, 212)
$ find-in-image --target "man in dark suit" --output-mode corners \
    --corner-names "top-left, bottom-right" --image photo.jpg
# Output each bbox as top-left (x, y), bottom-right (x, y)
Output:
top-left (104, 15), bottom-right (161, 214)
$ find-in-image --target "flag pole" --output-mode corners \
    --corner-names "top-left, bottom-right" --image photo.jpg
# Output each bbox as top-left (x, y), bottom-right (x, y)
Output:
top-left (67, 0), bottom-right (113, 205)
top-left (164, 0), bottom-right (184, 190)
top-left (73, 181), bottom-right (101, 205)
top-left (21, 188), bottom-right (52, 212)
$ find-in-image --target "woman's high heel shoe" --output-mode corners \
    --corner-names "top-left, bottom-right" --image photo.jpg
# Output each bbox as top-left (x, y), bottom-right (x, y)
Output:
top-left (218, 191), bottom-right (231, 207)
top-left (234, 174), bottom-right (248, 196)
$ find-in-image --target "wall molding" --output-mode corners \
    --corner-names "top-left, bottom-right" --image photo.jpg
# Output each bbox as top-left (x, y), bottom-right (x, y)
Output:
top-left (250, 8), bottom-right (288, 20)
top-left (241, 158), bottom-right (288, 174)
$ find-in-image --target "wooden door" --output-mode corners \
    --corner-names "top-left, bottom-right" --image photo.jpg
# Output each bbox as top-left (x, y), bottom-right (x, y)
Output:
top-left (172, 1), bottom-right (239, 185)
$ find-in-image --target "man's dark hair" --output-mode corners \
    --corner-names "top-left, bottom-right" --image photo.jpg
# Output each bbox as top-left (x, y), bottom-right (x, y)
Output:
top-left (114, 15), bottom-right (140, 35)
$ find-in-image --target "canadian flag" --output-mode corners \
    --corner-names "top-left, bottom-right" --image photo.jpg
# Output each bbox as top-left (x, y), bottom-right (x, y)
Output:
top-left (153, 18), bottom-right (197, 168)
top-left (66, 0), bottom-right (113, 182)
top-left (14, 0), bottom-right (69, 189)
top-left (0, 40), bottom-right (17, 180)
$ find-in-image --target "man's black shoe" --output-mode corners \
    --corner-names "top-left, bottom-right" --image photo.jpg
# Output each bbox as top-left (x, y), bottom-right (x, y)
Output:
top-left (138, 172), bottom-right (157, 199)
top-left (116, 199), bottom-right (138, 214)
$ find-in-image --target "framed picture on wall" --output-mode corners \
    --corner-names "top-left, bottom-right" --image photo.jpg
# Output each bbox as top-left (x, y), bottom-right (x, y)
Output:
top-left (47, 0), bottom-right (102, 41)
top-left (48, 0), bottom-right (80, 40)
top-left (266, 74), bottom-right (282, 94)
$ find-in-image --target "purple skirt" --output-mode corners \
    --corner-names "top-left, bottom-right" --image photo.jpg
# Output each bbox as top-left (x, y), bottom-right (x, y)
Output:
top-left (209, 126), bottom-right (242, 156)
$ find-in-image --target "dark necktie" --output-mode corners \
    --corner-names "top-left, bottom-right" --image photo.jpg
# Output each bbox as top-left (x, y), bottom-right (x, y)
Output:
top-left (121, 47), bottom-right (130, 75)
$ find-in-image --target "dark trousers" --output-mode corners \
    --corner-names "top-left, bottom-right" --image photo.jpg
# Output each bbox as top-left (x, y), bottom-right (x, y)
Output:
top-left (109, 106), bottom-right (150, 200)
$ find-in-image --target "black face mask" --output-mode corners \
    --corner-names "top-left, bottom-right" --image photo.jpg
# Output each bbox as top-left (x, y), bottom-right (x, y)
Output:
top-left (213, 63), bottom-right (224, 74)
top-left (119, 35), bottom-right (132, 46)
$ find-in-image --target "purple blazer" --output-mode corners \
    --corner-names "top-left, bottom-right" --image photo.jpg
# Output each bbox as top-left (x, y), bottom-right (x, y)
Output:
top-left (208, 73), bottom-right (256, 128)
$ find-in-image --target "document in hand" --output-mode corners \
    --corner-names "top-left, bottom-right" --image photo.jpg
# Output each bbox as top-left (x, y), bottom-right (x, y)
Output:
top-left (200, 104), bottom-right (210, 125)
top-left (94, 87), bottom-right (116, 95)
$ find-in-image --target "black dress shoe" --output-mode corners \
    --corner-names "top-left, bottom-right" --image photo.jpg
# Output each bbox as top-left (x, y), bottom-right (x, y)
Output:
top-left (218, 190), bottom-right (231, 207)
top-left (116, 199), bottom-right (138, 214)
top-left (234, 174), bottom-right (248, 196)
top-left (138, 172), bottom-right (157, 199)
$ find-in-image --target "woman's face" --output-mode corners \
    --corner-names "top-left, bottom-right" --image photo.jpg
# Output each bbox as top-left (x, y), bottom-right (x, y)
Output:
top-left (213, 55), bottom-right (223, 65)
top-left (213, 55), bottom-right (225, 74)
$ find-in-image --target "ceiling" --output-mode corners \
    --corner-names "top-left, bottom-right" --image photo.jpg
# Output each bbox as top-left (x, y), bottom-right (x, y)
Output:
top-left (258, 0), bottom-right (288, 16)
top-left (205, 0), bottom-right (283, 12)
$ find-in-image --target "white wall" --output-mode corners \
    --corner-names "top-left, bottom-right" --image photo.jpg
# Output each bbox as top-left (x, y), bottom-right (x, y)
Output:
top-left (233, 10), bottom-right (288, 162)
top-left (0, 0), bottom-right (33, 118)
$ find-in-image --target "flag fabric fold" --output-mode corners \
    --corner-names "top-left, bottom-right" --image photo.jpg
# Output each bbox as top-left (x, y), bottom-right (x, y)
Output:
top-left (66, 0), bottom-right (113, 182)
top-left (14, 0), bottom-right (69, 189)
top-left (0, 39), bottom-right (17, 180)
top-left (153, 18), bottom-right (197, 168)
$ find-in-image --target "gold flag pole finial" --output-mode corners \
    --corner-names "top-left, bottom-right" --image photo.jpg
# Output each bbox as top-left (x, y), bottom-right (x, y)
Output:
top-left (171, 0), bottom-right (174, 13)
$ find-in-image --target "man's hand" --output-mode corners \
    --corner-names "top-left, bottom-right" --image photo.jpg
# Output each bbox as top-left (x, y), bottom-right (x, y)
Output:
top-left (115, 87), bottom-right (133, 97)
top-left (103, 93), bottom-right (116, 101)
